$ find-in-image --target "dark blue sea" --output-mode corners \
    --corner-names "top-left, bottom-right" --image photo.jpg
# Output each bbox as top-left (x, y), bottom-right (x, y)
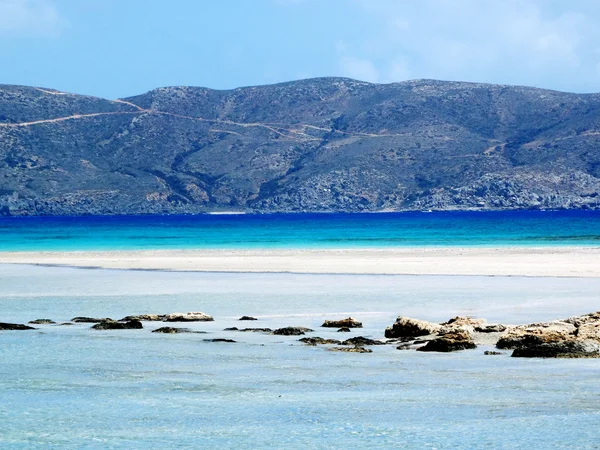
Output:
top-left (1, 210), bottom-right (599, 251)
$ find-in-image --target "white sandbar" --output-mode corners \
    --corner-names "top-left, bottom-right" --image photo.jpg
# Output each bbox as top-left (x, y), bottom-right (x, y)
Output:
top-left (0, 247), bottom-right (598, 277)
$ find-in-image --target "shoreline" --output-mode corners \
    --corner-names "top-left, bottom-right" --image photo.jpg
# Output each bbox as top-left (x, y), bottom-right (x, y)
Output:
top-left (0, 246), bottom-right (599, 277)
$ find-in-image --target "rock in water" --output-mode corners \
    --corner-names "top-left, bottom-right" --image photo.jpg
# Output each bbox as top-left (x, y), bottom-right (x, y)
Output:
top-left (341, 336), bottom-right (386, 346)
top-left (329, 346), bottom-right (373, 353)
top-left (239, 316), bottom-right (258, 321)
top-left (204, 338), bottom-right (236, 343)
top-left (72, 317), bottom-right (111, 323)
top-left (440, 316), bottom-right (487, 334)
top-left (272, 327), bottom-right (314, 336)
top-left (337, 327), bottom-right (351, 332)
top-left (321, 317), bottom-right (363, 328)
top-left (91, 320), bottom-right (143, 330)
top-left (163, 312), bottom-right (214, 322)
top-left (299, 337), bottom-right (341, 345)
top-left (385, 317), bottom-right (442, 338)
top-left (575, 321), bottom-right (600, 341)
top-left (416, 330), bottom-right (477, 352)
top-left (120, 314), bottom-right (164, 322)
top-left (475, 324), bottom-right (507, 333)
top-left (28, 319), bottom-right (56, 325)
top-left (152, 327), bottom-right (201, 334)
top-left (511, 339), bottom-right (600, 358)
top-left (496, 321), bottom-right (576, 349)
top-left (0, 322), bottom-right (36, 330)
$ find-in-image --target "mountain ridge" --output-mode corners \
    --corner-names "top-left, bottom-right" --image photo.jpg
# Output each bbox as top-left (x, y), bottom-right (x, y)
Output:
top-left (1, 78), bottom-right (599, 216)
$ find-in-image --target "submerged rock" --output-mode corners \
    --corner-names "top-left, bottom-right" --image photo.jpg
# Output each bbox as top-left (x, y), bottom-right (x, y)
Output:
top-left (72, 317), bottom-right (111, 323)
top-left (91, 320), bottom-right (143, 330)
top-left (163, 312), bottom-right (214, 322)
top-left (0, 322), bottom-right (36, 331)
top-left (272, 327), bottom-right (314, 336)
top-left (337, 327), bottom-right (351, 332)
top-left (121, 314), bottom-right (164, 322)
top-left (341, 336), bottom-right (385, 346)
top-left (417, 330), bottom-right (477, 352)
top-left (204, 338), bottom-right (236, 343)
top-left (321, 317), bottom-right (363, 328)
top-left (484, 351), bottom-right (504, 355)
top-left (239, 316), bottom-right (258, 321)
top-left (329, 346), bottom-right (373, 353)
top-left (385, 317), bottom-right (441, 339)
top-left (299, 337), bottom-right (341, 345)
top-left (28, 319), bottom-right (56, 325)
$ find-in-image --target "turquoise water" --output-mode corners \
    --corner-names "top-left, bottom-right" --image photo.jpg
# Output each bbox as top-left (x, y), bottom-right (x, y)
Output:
top-left (1, 266), bottom-right (600, 449)
top-left (0, 210), bottom-right (599, 251)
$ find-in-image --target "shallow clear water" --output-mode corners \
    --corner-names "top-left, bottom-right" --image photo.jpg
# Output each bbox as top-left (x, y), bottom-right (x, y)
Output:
top-left (1, 265), bottom-right (599, 449)
top-left (1, 210), bottom-right (600, 251)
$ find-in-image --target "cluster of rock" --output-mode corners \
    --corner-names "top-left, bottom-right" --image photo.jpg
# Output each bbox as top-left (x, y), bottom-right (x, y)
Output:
top-left (3, 311), bottom-right (600, 358)
top-left (385, 312), bottom-right (600, 358)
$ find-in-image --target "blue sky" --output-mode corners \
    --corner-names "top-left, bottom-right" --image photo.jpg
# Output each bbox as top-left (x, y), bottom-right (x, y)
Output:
top-left (1, 0), bottom-right (600, 98)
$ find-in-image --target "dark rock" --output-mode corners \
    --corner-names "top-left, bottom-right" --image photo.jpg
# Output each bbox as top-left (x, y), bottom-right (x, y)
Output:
top-left (152, 327), bottom-right (202, 334)
top-left (341, 336), bottom-right (385, 346)
top-left (272, 327), bottom-right (314, 336)
top-left (72, 317), bottom-right (111, 323)
top-left (337, 327), bottom-right (351, 332)
top-left (91, 319), bottom-right (143, 330)
top-left (225, 327), bottom-right (272, 333)
top-left (298, 337), bottom-right (341, 345)
top-left (204, 338), bottom-right (236, 343)
top-left (385, 317), bottom-right (441, 339)
top-left (511, 340), bottom-right (600, 358)
top-left (329, 346), bottom-right (373, 353)
top-left (28, 319), bottom-right (56, 325)
top-left (239, 316), bottom-right (258, 321)
top-left (416, 330), bottom-right (477, 352)
top-left (0, 322), bottom-right (36, 330)
top-left (475, 324), bottom-right (507, 333)
top-left (484, 351), bottom-right (504, 355)
top-left (321, 317), bottom-right (362, 328)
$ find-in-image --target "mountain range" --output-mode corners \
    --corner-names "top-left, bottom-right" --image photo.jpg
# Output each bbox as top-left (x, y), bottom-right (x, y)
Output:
top-left (1, 77), bottom-right (599, 216)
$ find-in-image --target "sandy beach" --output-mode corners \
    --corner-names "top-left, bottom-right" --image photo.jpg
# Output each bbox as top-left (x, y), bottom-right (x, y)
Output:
top-left (0, 247), bottom-right (598, 277)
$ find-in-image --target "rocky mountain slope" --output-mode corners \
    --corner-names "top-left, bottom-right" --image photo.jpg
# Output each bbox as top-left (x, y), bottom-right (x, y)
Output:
top-left (1, 78), bottom-right (599, 216)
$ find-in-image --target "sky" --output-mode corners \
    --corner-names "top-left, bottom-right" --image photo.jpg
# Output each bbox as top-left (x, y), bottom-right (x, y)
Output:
top-left (1, 0), bottom-right (600, 98)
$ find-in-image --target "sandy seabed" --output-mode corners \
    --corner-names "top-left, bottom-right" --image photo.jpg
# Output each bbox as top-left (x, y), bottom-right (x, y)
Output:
top-left (0, 246), bottom-right (598, 277)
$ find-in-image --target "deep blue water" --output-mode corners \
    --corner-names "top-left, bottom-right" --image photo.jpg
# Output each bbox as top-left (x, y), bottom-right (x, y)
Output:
top-left (1, 210), bottom-right (599, 251)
